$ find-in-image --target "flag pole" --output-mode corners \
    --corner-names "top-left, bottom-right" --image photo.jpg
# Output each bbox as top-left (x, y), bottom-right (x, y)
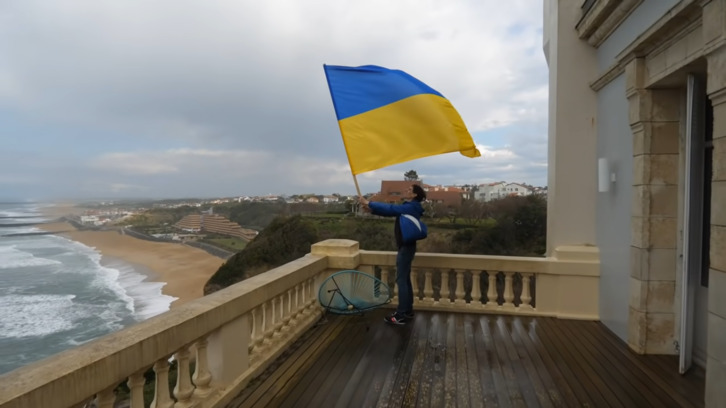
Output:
top-left (352, 173), bottom-right (362, 197)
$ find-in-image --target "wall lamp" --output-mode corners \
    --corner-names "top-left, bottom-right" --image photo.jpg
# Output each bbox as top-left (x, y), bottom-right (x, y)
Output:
top-left (598, 158), bottom-right (616, 193)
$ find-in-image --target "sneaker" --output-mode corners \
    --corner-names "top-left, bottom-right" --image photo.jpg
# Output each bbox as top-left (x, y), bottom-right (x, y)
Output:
top-left (402, 311), bottom-right (415, 319)
top-left (384, 312), bottom-right (408, 325)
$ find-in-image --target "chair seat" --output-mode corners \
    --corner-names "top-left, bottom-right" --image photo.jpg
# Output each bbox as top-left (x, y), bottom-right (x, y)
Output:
top-left (318, 270), bottom-right (391, 314)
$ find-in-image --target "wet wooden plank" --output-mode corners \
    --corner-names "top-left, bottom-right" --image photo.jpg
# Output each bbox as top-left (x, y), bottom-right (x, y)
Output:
top-left (511, 318), bottom-right (575, 407)
top-left (229, 311), bottom-right (706, 408)
top-left (538, 317), bottom-right (621, 406)
top-left (503, 317), bottom-right (555, 408)
top-left (574, 319), bottom-right (671, 407)
top-left (230, 316), bottom-right (338, 407)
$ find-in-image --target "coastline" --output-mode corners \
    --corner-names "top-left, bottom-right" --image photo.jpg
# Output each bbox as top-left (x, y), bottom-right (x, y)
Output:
top-left (37, 217), bottom-right (226, 309)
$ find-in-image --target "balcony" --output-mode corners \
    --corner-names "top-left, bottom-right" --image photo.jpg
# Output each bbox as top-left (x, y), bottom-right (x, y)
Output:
top-left (231, 310), bottom-right (704, 407)
top-left (0, 239), bottom-right (704, 408)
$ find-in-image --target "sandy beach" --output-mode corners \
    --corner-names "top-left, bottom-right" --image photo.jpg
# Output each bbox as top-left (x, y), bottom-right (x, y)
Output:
top-left (37, 210), bottom-right (227, 309)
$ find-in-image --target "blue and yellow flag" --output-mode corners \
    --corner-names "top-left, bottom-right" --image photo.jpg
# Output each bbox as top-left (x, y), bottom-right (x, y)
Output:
top-left (323, 64), bottom-right (480, 175)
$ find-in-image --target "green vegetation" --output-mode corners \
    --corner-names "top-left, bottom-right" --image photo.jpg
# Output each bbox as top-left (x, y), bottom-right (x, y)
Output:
top-left (202, 236), bottom-right (248, 252)
top-left (204, 194), bottom-right (547, 294)
top-left (205, 215), bottom-right (320, 293)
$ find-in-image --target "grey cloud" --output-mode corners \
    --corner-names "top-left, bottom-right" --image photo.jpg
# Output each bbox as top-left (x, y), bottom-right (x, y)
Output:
top-left (0, 0), bottom-right (549, 200)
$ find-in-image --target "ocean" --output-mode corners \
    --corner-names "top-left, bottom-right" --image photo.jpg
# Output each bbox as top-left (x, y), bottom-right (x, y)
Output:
top-left (0, 202), bottom-right (176, 375)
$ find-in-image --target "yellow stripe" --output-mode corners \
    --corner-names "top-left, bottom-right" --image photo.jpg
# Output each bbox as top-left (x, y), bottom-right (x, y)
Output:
top-left (339, 93), bottom-right (480, 175)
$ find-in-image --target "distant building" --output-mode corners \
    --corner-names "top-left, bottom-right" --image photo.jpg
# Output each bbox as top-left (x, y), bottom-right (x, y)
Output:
top-left (475, 182), bottom-right (533, 202)
top-left (370, 180), bottom-right (464, 209)
top-left (173, 214), bottom-right (258, 241)
top-left (475, 182), bottom-right (507, 202)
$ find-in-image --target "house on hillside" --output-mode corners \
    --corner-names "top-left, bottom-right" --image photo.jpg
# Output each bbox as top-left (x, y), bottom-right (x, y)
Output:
top-left (475, 182), bottom-right (506, 201)
top-left (504, 182), bottom-right (532, 197)
top-left (370, 180), bottom-right (464, 209)
top-left (544, 0), bottom-right (725, 404)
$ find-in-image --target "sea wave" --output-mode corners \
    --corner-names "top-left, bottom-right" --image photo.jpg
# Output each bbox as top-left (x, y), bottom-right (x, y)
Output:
top-left (61, 237), bottom-right (176, 320)
top-left (0, 245), bottom-right (63, 269)
top-left (0, 294), bottom-right (77, 338)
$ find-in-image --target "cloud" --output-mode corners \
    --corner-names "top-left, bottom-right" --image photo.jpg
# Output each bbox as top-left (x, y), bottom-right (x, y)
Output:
top-left (0, 0), bottom-right (549, 200)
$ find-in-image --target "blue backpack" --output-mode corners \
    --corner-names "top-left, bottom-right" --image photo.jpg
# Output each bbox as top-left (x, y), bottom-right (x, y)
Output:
top-left (399, 214), bottom-right (428, 244)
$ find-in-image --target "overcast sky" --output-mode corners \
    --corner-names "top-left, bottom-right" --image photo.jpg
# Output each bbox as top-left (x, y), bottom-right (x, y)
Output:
top-left (0, 0), bottom-right (548, 201)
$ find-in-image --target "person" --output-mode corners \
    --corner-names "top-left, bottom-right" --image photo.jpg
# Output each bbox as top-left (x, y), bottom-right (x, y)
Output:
top-left (359, 184), bottom-right (426, 325)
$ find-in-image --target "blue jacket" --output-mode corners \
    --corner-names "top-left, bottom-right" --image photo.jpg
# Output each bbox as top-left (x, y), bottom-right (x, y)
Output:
top-left (368, 200), bottom-right (425, 248)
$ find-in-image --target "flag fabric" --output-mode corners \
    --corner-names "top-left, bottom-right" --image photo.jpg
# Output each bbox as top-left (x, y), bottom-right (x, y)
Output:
top-left (323, 64), bottom-right (481, 175)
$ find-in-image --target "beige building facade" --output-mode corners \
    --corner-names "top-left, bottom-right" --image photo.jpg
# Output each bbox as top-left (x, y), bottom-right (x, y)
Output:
top-left (544, 0), bottom-right (726, 405)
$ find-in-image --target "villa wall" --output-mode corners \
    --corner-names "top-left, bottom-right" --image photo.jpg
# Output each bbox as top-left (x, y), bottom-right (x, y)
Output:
top-left (592, 0), bottom-right (685, 352)
top-left (560, 0), bottom-right (726, 405)
top-left (596, 73), bottom-right (634, 341)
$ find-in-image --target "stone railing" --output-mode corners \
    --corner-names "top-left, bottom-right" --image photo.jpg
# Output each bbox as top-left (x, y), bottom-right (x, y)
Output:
top-left (0, 240), bottom-right (598, 408)
top-left (359, 244), bottom-right (600, 320)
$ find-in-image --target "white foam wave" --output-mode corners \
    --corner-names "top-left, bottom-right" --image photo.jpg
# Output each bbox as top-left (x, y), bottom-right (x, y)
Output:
top-left (107, 261), bottom-right (177, 320)
top-left (0, 294), bottom-right (77, 338)
top-left (65, 239), bottom-right (177, 320)
top-left (0, 246), bottom-right (63, 269)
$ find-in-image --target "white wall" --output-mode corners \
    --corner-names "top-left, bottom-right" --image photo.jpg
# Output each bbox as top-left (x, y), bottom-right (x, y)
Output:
top-left (596, 74), bottom-right (633, 340)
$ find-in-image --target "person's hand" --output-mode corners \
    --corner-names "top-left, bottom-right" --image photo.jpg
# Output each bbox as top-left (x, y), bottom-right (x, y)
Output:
top-left (358, 196), bottom-right (371, 212)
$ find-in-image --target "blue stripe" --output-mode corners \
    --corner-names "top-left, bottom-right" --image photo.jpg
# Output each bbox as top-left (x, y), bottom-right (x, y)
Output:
top-left (323, 64), bottom-right (443, 120)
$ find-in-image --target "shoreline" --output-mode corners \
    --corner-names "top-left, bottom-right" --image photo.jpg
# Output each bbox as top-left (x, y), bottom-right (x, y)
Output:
top-left (36, 214), bottom-right (226, 309)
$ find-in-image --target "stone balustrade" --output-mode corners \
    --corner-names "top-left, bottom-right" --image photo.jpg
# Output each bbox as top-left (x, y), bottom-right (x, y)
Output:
top-left (0, 240), bottom-right (599, 408)
top-left (358, 244), bottom-right (599, 320)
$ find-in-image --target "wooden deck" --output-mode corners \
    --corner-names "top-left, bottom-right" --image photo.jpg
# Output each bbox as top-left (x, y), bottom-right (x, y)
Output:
top-left (228, 309), bottom-right (705, 408)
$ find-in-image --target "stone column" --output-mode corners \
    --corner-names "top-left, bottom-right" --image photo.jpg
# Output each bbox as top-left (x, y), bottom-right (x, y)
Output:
top-left (703, 0), bottom-right (726, 403)
top-left (544, 0), bottom-right (599, 257)
top-left (626, 58), bottom-right (681, 354)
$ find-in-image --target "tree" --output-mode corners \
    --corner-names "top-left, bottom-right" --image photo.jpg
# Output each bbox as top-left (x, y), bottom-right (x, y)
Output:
top-left (404, 170), bottom-right (419, 181)
top-left (459, 199), bottom-right (488, 226)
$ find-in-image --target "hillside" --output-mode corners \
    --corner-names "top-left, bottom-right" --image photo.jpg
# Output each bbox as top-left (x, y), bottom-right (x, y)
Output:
top-left (203, 194), bottom-right (547, 294)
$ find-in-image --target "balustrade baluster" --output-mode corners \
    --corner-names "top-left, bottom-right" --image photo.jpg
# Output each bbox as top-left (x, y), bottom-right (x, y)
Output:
top-left (273, 295), bottom-right (284, 336)
top-left (251, 307), bottom-right (264, 352)
top-left (454, 269), bottom-right (466, 305)
top-left (283, 289), bottom-right (293, 329)
top-left (390, 267), bottom-right (399, 302)
top-left (411, 268), bottom-right (419, 302)
top-left (302, 278), bottom-right (314, 313)
top-left (307, 277), bottom-right (317, 312)
top-left (486, 272), bottom-right (498, 307)
top-left (520, 273), bottom-right (533, 310)
top-left (151, 358), bottom-right (174, 408)
top-left (439, 270), bottom-right (450, 304)
top-left (290, 283), bottom-right (301, 320)
top-left (262, 300), bottom-right (274, 344)
top-left (192, 337), bottom-right (212, 398)
top-left (127, 370), bottom-right (146, 408)
top-left (380, 267), bottom-right (389, 290)
top-left (423, 270), bottom-right (434, 302)
top-left (173, 347), bottom-right (194, 408)
top-left (248, 308), bottom-right (257, 354)
top-left (471, 270), bottom-right (482, 307)
top-left (503, 272), bottom-right (515, 308)
top-left (95, 386), bottom-right (115, 408)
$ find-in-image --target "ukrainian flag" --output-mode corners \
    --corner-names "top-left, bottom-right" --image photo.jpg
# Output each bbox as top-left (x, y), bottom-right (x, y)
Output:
top-left (323, 64), bottom-right (481, 175)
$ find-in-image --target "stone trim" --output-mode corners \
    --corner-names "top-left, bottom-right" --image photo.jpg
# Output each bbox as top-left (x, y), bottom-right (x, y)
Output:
top-left (589, 0), bottom-right (644, 47)
top-left (591, 0), bottom-right (702, 91)
top-left (627, 82), bottom-right (681, 354)
top-left (591, 62), bottom-right (626, 91)
top-left (577, 0), bottom-right (643, 47)
top-left (577, 0), bottom-right (620, 38)
top-left (616, 0), bottom-right (701, 60)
